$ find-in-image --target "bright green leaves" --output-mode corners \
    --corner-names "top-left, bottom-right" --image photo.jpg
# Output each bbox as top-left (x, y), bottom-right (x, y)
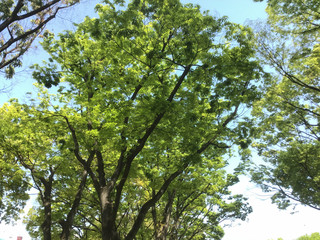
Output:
top-left (254, 141), bottom-right (320, 210)
top-left (0, 99), bottom-right (97, 238)
top-left (1, 0), bottom-right (266, 238)
top-left (297, 232), bottom-right (320, 240)
top-left (0, 103), bottom-right (31, 223)
top-left (0, 156), bottom-right (30, 224)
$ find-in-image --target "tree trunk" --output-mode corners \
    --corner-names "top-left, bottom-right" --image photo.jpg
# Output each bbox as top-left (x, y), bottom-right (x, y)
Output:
top-left (156, 190), bottom-right (175, 240)
top-left (41, 183), bottom-right (52, 240)
top-left (100, 186), bottom-right (120, 240)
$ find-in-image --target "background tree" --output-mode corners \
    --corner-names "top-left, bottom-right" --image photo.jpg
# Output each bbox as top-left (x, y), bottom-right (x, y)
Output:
top-left (250, 0), bottom-right (320, 210)
top-left (1, 0), bottom-right (264, 239)
top-left (297, 232), bottom-right (320, 240)
top-left (0, 0), bottom-right (80, 78)
top-left (272, 232), bottom-right (320, 240)
top-left (0, 95), bottom-right (93, 240)
top-left (253, 0), bottom-right (320, 35)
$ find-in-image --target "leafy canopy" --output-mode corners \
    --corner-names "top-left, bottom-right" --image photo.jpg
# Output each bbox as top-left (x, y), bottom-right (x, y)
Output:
top-left (1, 0), bottom-right (264, 239)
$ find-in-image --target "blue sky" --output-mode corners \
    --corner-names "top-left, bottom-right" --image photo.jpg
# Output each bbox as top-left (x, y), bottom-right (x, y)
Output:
top-left (1, 1), bottom-right (320, 240)
top-left (181, 0), bottom-right (267, 23)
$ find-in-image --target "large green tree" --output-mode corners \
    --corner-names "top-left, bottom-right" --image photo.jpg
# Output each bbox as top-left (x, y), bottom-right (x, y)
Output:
top-left (250, 0), bottom-right (320, 210)
top-left (0, 0), bottom-right (79, 78)
top-left (1, 0), bottom-right (263, 239)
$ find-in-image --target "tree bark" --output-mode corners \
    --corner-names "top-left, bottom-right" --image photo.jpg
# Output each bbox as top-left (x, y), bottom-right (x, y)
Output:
top-left (60, 170), bottom-right (88, 240)
top-left (100, 186), bottom-right (120, 240)
top-left (41, 179), bottom-right (53, 240)
top-left (156, 190), bottom-right (175, 240)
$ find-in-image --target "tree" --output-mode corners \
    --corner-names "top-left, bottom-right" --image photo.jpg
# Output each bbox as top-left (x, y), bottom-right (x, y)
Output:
top-left (250, 0), bottom-right (320, 210)
top-left (0, 96), bottom-right (92, 240)
top-left (253, 0), bottom-right (320, 36)
top-left (0, 0), bottom-right (79, 78)
top-left (297, 232), bottom-right (320, 240)
top-left (1, 0), bottom-right (263, 239)
top-left (272, 232), bottom-right (320, 240)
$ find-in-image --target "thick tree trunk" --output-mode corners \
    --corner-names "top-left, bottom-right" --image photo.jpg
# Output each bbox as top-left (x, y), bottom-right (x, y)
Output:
top-left (60, 221), bottom-right (70, 240)
top-left (41, 184), bottom-right (52, 240)
top-left (100, 186), bottom-right (120, 240)
top-left (42, 200), bottom-right (52, 240)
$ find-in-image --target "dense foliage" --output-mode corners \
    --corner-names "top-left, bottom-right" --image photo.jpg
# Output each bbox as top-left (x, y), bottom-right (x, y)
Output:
top-left (2, 0), bottom-right (318, 238)
top-left (0, 0), bottom-right (264, 239)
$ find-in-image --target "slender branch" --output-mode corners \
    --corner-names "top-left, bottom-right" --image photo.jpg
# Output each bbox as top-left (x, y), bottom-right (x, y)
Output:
top-left (0, 4), bottom-right (67, 54)
top-left (282, 98), bottom-right (320, 118)
top-left (60, 169), bottom-right (88, 240)
top-left (261, 43), bottom-right (320, 93)
top-left (125, 166), bottom-right (186, 240)
top-left (178, 185), bottom-right (209, 217)
top-left (77, 211), bottom-right (102, 232)
top-left (16, 0), bottom-right (61, 21)
top-left (197, 103), bottom-right (240, 154)
top-left (60, 114), bottom-right (100, 193)
top-left (111, 82), bottom-right (145, 221)
top-left (276, 184), bottom-right (320, 211)
top-left (157, 190), bottom-right (175, 238)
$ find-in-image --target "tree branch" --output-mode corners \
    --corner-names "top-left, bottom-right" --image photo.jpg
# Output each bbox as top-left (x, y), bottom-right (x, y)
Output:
top-left (112, 65), bottom-right (191, 221)
top-left (125, 166), bottom-right (186, 240)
